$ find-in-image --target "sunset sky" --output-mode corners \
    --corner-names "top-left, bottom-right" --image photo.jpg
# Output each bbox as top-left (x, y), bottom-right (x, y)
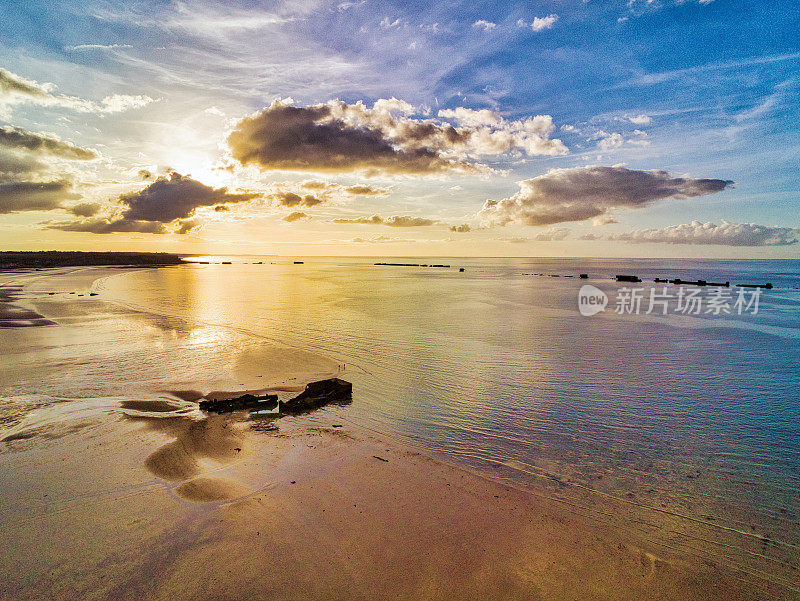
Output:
top-left (0, 0), bottom-right (798, 257)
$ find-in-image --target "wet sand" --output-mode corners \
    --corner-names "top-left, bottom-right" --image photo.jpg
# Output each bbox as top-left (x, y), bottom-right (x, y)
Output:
top-left (0, 285), bottom-right (56, 327)
top-left (0, 267), bottom-right (793, 600)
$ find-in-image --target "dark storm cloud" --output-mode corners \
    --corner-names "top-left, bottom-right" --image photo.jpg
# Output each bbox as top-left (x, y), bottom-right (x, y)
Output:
top-left (479, 166), bottom-right (733, 226)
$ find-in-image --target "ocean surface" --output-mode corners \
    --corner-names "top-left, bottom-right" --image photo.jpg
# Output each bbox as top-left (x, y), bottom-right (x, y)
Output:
top-left (9, 257), bottom-right (800, 586)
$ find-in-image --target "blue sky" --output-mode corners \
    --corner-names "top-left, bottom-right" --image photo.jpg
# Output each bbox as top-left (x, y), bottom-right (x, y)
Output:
top-left (0, 0), bottom-right (798, 256)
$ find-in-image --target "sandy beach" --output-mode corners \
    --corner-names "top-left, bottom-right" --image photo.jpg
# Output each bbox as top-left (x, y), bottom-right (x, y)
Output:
top-left (0, 267), bottom-right (793, 600)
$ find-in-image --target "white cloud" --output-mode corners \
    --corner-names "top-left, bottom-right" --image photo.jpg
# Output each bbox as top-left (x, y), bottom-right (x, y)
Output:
top-left (611, 221), bottom-right (799, 246)
top-left (380, 17), bottom-right (402, 29)
top-left (352, 234), bottom-right (414, 243)
top-left (530, 14), bottom-right (559, 32)
top-left (0, 67), bottom-right (155, 115)
top-left (65, 44), bottom-right (133, 51)
top-left (592, 215), bottom-right (618, 226)
top-left (337, 0), bottom-right (365, 10)
top-left (597, 132), bottom-right (624, 150)
top-left (534, 227), bottom-right (570, 241)
top-left (472, 20), bottom-right (497, 31)
top-left (593, 129), bottom-right (649, 150)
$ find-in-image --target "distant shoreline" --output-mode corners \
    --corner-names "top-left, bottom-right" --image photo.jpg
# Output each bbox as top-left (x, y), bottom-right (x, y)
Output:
top-left (0, 251), bottom-right (185, 269)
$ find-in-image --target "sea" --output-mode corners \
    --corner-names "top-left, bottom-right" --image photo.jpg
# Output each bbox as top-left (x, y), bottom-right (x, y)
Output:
top-left (11, 257), bottom-right (800, 586)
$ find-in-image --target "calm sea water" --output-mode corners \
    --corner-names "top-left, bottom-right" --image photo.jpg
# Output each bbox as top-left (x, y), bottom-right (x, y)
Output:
top-left (92, 257), bottom-right (800, 584)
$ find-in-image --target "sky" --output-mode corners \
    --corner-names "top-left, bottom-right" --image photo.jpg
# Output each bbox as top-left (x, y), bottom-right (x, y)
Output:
top-left (0, 0), bottom-right (798, 257)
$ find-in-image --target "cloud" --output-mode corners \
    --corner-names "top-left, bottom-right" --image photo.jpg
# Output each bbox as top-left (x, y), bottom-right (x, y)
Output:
top-left (437, 107), bottom-right (566, 156)
top-left (227, 98), bottom-right (566, 176)
top-left (437, 107), bottom-right (501, 128)
top-left (0, 68), bottom-right (52, 101)
top-left (338, 1), bottom-right (366, 10)
top-left (175, 219), bottom-right (201, 234)
top-left (299, 180), bottom-right (329, 190)
top-left (65, 44), bottom-right (133, 51)
top-left (119, 172), bottom-right (260, 222)
top-left (596, 132), bottom-right (624, 150)
top-left (479, 166), bottom-right (733, 227)
top-left (333, 215), bottom-right (384, 225)
top-left (0, 67), bottom-right (154, 115)
top-left (269, 191), bottom-right (323, 207)
top-left (0, 126), bottom-right (98, 160)
top-left (449, 223), bottom-right (471, 233)
top-left (261, 180), bottom-right (390, 209)
top-left (610, 221), bottom-right (799, 246)
top-left (301, 181), bottom-right (390, 195)
top-left (283, 211), bottom-right (310, 222)
top-left (98, 95), bottom-right (154, 112)
top-left (0, 148), bottom-right (48, 179)
top-left (534, 227), bottom-right (570, 241)
top-left (518, 15), bottom-right (559, 31)
top-left (49, 218), bottom-right (167, 234)
top-left (592, 129), bottom-right (649, 150)
top-left (0, 180), bottom-right (79, 214)
top-left (333, 214), bottom-right (438, 227)
top-left (383, 216), bottom-right (438, 227)
top-left (473, 20), bottom-right (497, 31)
top-left (228, 99), bottom-right (458, 175)
top-left (380, 17), bottom-right (403, 29)
top-left (0, 126), bottom-right (98, 215)
top-left (68, 202), bottom-right (101, 217)
top-left (352, 234), bottom-right (414, 243)
top-left (592, 215), bottom-right (618, 226)
top-left (628, 0), bottom-right (714, 16)
top-left (344, 184), bottom-right (390, 195)
top-left (628, 114), bottom-right (652, 125)
top-left (48, 172), bottom-right (260, 234)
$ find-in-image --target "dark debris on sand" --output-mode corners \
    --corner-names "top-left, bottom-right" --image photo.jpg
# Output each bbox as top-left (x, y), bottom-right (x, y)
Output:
top-left (199, 378), bottom-right (352, 416)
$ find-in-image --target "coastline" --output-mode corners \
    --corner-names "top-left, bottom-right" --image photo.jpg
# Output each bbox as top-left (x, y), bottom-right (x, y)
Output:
top-left (0, 267), bottom-right (794, 600)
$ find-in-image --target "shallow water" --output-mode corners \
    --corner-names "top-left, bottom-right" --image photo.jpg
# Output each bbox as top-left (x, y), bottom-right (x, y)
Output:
top-left (5, 257), bottom-right (800, 587)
